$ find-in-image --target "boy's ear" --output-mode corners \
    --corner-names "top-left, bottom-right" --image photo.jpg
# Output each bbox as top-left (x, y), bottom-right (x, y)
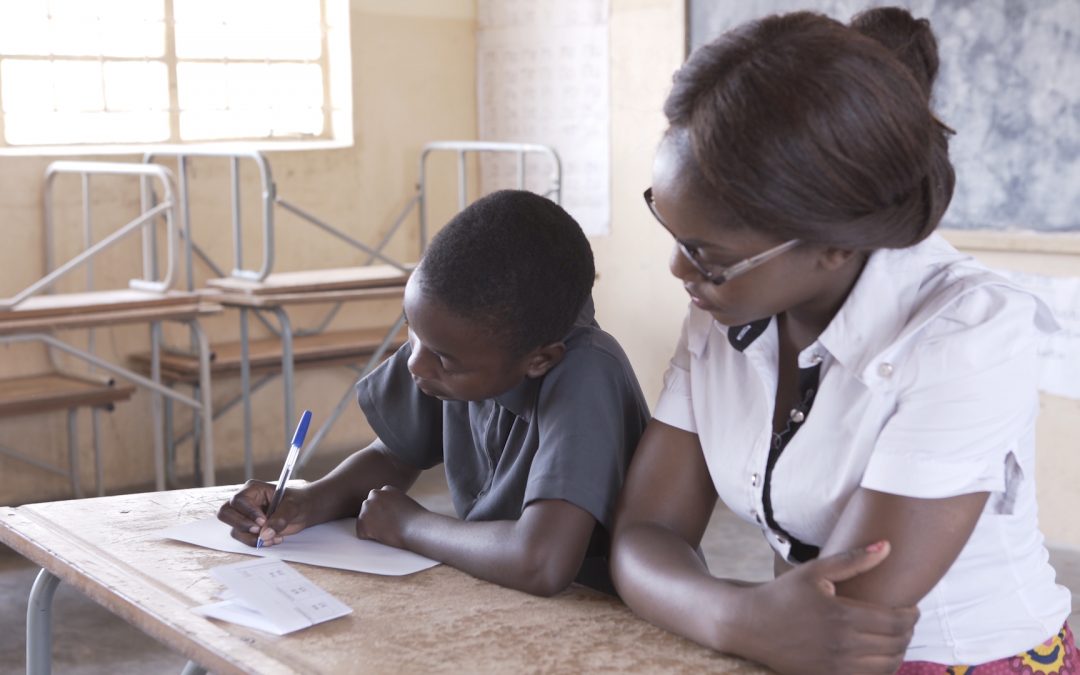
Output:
top-left (524, 342), bottom-right (566, 379)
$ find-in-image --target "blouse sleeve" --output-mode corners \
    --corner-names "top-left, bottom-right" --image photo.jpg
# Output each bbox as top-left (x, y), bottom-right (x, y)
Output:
top-left (652, 308), bottom-right (698, 434)
top-left (861, 287), bottom-right (1044, 501)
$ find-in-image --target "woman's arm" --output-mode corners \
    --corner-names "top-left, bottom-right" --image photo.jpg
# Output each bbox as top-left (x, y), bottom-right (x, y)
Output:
top-left (822, 488), bottom-right (989, 606)
top-left (611, 419), bottom-right (918, 675)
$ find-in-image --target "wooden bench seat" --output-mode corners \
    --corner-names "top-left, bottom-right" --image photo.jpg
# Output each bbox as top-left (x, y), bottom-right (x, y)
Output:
top-left (0, 373), bottom-right (135, 418)
top-left (129, 326), bottom-right (407, 384)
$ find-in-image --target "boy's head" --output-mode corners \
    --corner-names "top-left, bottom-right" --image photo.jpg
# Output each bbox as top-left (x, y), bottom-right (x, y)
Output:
top-left (403, 189), bottom-right (595, 402)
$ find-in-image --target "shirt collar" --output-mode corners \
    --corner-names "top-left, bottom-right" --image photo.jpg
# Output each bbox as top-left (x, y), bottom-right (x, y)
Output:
top-left (492, 295), bottom-right (597, 419)
top-left (727, 317), bottom-right (772, 352)
top-left (493, 376), bottom-right (540, 420)
top-left (815, 233), bottom-right (1050, 383)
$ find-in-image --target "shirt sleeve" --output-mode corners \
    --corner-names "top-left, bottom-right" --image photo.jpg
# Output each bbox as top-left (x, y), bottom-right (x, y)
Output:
top-left (355, 343), bottom-right (444, 470)
top-left (523, 337), bottom-right (649, 530)
top-left (861, 287), bottom-right (1043, 500)
top-left (652, 308), bottom-right (698, 433)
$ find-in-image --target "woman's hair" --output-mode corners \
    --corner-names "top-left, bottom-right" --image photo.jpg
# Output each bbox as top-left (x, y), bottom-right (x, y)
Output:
top-left (664, 7), bottom-right (954, 249)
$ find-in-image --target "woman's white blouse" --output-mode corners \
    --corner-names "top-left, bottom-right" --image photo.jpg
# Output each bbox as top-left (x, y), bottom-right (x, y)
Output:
top-left (654, 234), bottom-right (1071, 664)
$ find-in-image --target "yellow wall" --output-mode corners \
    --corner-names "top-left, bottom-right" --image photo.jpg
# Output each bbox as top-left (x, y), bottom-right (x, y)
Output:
top-left (0, 1), bottom-right (477, 502)
top-left (595, 0), bottom-right (688, 408)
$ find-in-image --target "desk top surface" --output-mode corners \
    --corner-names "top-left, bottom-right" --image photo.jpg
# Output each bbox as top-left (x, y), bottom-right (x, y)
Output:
top-left (0, 487), bottom-right (769, 675)
top-left (203, 285), bottom-right (405, 308)
top-left (205, 265), bottom-right (411, 298)
top-left (0, 290), bottom-right (221, 334)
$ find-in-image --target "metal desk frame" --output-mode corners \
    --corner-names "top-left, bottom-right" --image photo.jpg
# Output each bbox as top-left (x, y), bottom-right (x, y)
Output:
top-left (0, 162), bottom-right (216, 492)
top-left (140, 142), bottom-right (562, 479)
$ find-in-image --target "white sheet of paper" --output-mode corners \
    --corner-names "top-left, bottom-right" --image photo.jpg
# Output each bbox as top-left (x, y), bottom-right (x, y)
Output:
top-left (161, 516), bottom-right (439, 576)
top-left (192, 557), bottom-right (351, 635)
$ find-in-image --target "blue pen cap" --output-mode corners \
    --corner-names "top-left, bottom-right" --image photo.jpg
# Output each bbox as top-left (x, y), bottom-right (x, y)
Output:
top-left (291, 409), bottom-right (313, 448)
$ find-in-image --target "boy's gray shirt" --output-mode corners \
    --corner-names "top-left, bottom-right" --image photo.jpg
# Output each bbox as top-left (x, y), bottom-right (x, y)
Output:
top-left (355, 299), bottom-right (649, 535)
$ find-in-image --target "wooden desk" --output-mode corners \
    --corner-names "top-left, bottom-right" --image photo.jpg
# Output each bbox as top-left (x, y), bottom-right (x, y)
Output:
top-left (199, 268), bottom-right (409, 479)
top-left (0, 487), bottom-right (770, 674)
top-left (0, 290), bottom-right (220, 335)
top-left (0, 294), bottom-right (222, 492)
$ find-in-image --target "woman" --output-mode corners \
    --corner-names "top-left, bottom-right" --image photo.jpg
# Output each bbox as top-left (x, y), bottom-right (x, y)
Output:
top-left (610, 7), bottom-right (1074, 674)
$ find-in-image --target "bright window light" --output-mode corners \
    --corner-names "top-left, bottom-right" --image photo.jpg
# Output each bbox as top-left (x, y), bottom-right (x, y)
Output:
top-left (0, 0), bottom-right (350, 150)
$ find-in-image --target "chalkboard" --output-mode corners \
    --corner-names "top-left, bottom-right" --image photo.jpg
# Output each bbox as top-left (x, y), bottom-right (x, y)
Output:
top-left (688, 0), bottom-right (1080, 232)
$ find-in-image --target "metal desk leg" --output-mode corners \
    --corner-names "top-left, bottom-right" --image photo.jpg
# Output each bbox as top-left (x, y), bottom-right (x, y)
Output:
top-left (92, 407), bottom-right (104, 496)
top-left (164, 396), bottom-right (177, 487)
top-left (180, 660), bottom-right (207, 675)
top-left (272, 307), bottom-right (295, 444)
top-left (66, 409), bottom-right (82, 499)
top-left (26, 568), bottom-right (60, 675)
top-left (239, 307), bottom-right (253, 480)
top-left (189, 320), bottom-right (215, 486)
top-left (150, 321), bottom-right (166, 491)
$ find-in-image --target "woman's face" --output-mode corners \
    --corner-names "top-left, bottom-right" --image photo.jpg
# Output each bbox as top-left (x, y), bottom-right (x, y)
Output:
top-left (650, 132), bottom-right (834, 327)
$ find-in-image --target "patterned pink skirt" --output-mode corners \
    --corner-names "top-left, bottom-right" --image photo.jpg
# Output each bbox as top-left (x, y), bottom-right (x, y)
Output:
top-left (897, 623), bottom-right (1077, 674)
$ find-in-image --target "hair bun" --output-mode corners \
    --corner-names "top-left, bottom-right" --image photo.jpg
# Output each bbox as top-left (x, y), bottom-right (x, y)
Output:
top-left (850, 6), bottom-right (939, 97)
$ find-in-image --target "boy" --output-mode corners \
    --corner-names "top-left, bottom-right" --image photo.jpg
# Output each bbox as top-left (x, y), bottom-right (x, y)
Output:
top-left (218, 190), bottom-right (649, 596)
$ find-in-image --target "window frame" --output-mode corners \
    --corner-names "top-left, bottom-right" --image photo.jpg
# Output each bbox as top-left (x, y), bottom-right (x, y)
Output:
top-left (0, 0), bottom-right (352, 154)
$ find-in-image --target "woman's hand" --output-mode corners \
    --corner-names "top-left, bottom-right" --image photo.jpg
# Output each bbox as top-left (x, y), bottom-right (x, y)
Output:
top-left (743, 541), bottom-right (917, 675)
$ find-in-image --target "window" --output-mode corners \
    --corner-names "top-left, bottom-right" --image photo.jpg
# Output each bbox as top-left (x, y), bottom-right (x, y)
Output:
top-left (0, 0), bottom-right (351, 150)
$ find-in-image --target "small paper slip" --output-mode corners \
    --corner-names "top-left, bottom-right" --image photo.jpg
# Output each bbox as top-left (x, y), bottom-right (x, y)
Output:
top-left (193, 557), bottom-right (352, 635)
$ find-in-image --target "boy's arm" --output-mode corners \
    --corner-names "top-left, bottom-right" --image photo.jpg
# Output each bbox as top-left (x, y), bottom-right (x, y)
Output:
top-left (219, 439), bottom-right (422, 546)
top-left (298, 439), bottom-right (423, 522)
top-left (355, 487), bottom-right (596, 597)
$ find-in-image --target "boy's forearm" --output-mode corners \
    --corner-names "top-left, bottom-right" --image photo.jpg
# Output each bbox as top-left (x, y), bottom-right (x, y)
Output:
top-left (399, 511), bottom-right (576, 597)
top-left (300, 442), bottom-right (421, 524)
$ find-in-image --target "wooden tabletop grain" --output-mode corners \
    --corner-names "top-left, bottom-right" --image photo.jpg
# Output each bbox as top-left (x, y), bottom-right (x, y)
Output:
top-left (0, 486), bottom-right (770, 675)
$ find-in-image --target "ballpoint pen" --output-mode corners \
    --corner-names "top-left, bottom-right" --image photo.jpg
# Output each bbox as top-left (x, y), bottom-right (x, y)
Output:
top-left (257, 409), bottom-right (313, 549)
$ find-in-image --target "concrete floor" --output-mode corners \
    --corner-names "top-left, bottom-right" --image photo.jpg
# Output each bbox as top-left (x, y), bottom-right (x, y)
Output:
top-left (2, 452), bottom-right (1078, 675)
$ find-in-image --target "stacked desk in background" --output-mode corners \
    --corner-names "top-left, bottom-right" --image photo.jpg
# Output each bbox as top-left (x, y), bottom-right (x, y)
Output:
top-left (190, 265), bottom-right (410, 478)
top-left (0, 290), bottom-right (222, 495)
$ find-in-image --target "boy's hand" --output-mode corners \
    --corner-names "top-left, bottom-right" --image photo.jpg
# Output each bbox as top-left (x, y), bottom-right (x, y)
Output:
top-left (217, 479), bottom-right (311, 547)
top-left (355, 485), bottom-right (426, 549)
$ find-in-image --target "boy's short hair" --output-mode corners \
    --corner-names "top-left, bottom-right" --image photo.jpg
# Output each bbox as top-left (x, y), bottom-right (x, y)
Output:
top-left (418, 189), bottom-right (595, 355)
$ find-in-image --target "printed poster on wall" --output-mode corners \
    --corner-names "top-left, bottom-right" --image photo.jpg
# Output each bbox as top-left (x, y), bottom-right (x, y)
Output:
top-left (477, 0), bottom-right (610, 236)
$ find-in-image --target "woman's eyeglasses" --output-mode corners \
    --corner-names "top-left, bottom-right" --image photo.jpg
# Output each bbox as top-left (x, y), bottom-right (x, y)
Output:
top-left (644, 187), bottom-right (800, 285)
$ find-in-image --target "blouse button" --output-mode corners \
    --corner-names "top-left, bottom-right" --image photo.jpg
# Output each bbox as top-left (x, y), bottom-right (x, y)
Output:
top-left (789, 408), bottom-right (805, 423)
top-left (750, 473), bottom-right (760, 487)
top-left (810, 353), bottom-right (823, 365)
top-left (877, 362), bottom-right (894, 378)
